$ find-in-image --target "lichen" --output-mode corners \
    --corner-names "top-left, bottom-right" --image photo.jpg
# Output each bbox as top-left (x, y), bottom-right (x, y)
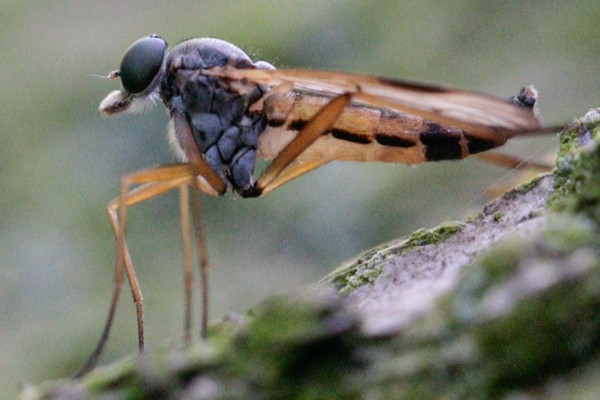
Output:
top-left (324, 221), bottom-right (464, 294)
top-left (401, 221), bottom-right (464, 252)
top-left (511, 173), bottom-right (548, 196)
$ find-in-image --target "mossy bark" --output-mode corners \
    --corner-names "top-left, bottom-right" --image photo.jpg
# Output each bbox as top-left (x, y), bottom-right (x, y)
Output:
top-left (23, 110), bottom-right (600, 399)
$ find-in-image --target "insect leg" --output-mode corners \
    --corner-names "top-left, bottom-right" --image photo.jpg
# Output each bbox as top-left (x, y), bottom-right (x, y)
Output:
top-left (255, 159), bottom-right (329, 196)
top-left (176, 179), bottom-right (211, 340)
top-left (170, 111), bottom-right (228, 338)
top-left (178, 184), bottom-right (194, 344)
top-left (474, 152), bottom-right (554, 171)
top-left (187, 179), bottom-right (211, 338)
top-left (75, 164), bottom-right (223, 377)
top-left (250, 93), bottom-right (352, 196)
top-left (75, 175), bottom-right (188, 377)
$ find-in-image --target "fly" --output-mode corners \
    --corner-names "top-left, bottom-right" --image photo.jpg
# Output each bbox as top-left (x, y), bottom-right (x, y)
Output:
top-left (76, 34), bottom-right (557, 376)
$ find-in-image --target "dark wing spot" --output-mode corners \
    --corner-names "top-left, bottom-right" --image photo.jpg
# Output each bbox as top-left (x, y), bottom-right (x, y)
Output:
top-left (290, 119), bottom-right (308, 131)
top-left (466, 136), bottom-right (496, 154)
top-left (420, 123), bottom-right (464, 161)
top-left (331, 129), bottom-right (372, 144)
top-left (267, 117), bottom-right (286, 127)
top-left (375, 134), bottom-right (416, 148)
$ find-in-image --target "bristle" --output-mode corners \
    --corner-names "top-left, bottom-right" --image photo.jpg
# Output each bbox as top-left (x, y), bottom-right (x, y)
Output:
top-left (128, 91), bottom-right (159, 114)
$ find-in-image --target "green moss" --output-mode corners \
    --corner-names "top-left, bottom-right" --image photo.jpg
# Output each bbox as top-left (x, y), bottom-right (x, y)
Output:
top-left (512, 173), bottom-right (547, 196)
top-left (542, 214), bottom-right (598, 253)
top-left (479, 278), bottom-right (600, 392)
top-left (549, 114), bottom-right (600, 218)
top-left (325, 221), bottom-right (464, 294)
top-left (223, 298), bottom-right (368, 399)
top-left (447, 215), bottom-right (600, 396)
top-left (402, 221), bottom-right (464, 252)
top-left (23, 220), bottom-right (600, 399)
top-left (492, 212), bottom-right (503, 222)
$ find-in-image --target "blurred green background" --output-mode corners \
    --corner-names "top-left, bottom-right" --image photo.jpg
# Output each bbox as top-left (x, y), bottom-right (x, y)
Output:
top-left (1, 0), bottom-right (598, 397)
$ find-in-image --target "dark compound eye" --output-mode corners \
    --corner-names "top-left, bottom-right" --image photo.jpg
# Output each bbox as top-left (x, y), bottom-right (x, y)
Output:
top-left (119, 35), bottom-right (167, 95)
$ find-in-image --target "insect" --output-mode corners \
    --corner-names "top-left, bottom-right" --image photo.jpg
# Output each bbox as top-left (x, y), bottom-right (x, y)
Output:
top-left (77, 34), bottom-right (553, 376)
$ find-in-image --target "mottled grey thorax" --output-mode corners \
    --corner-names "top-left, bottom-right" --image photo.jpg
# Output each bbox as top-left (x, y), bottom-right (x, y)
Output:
top-left (159, 38), bottom-right (270, 194)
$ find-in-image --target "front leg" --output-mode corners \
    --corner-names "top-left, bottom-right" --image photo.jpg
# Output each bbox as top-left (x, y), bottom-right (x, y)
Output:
top-left (75, 164), bottom-right (224, 377)
top-left (249, 92), bottom-right (353, 197)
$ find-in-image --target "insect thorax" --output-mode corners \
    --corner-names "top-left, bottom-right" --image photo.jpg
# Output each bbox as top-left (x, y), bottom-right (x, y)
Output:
top-left (160, 38), bottom-right (270, 194)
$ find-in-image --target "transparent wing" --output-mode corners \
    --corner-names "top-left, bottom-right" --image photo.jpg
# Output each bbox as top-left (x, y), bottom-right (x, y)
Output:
top-left (213, 67), bottom-right (542, 141)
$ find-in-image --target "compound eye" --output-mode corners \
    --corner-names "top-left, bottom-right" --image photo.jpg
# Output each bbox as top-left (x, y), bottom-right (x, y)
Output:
top-left (119, 35), bottom-right (167, 95)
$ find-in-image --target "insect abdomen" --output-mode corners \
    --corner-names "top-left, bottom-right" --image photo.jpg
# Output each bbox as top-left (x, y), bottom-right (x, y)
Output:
top-left (258, 91), bottom-right (498, 164)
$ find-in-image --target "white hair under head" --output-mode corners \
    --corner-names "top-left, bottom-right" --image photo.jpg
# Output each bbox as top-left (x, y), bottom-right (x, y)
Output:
top-left (127, 91), bottom-right (160, 114)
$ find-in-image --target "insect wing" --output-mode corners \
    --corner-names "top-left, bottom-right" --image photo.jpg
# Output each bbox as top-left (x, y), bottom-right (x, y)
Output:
top-left (215, 67), bottom-right (542, 139)
top-left (210, 66), bottom-right (547, 168)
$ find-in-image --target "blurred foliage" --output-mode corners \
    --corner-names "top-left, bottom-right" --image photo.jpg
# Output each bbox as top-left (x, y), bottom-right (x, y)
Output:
top-left (1, 1), bottom-right (599, 398)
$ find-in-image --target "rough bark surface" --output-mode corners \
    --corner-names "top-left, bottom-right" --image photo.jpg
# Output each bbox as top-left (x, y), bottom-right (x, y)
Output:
top-left (23, 110), bottom-right (600, 399)
top-left (335, 174), bottom-right (554, 336)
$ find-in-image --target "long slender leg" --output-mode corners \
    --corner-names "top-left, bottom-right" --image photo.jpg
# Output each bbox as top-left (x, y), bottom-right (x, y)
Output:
top-left (252, 93), bottom-right (352, 195)
top-left (114, 172), bottom-right (200, 354)
top-left (257, 159), bottom-right (329, 196)
top-left (75, 164), bottom-right (225, 378)
top-left (178, 175), bottom-right (226, 343)
top-left (73, 241), bottom-right (126, 378)
top-left (189, 178), bottom-right (210, 338)
top-left (474, 152), bottom-right (553, 171)
top-left (114, 165), bottom-right (225, 353)
top-left (179, 185), bottom-right (194, 345)
top-left (74, 176), bottom-right (189, 378)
